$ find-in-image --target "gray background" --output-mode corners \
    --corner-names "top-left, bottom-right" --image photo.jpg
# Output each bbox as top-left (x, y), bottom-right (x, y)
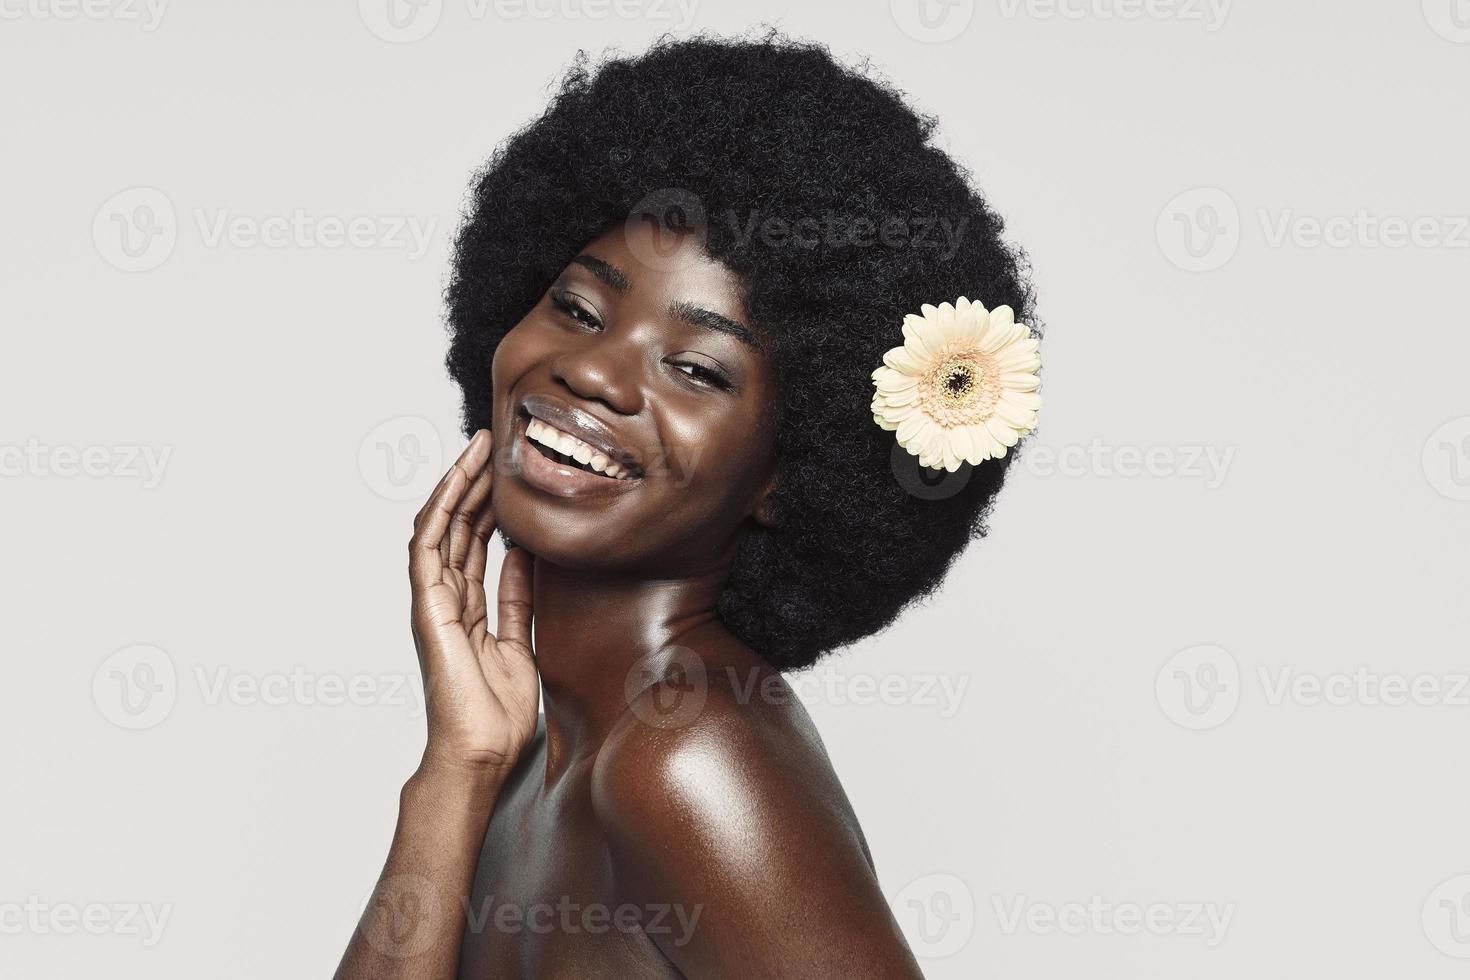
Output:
top-left (4, 0), bottom-right (1469, 976)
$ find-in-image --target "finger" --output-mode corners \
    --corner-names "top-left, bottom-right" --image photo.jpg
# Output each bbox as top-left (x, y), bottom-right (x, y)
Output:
top-left (461, 510), bottom-right (498, 635)
top-left (437, 431), bottom-right (489, 565)
top-left (494, 545), bottom-right (534, 653)
top-left (448, 430), bottom-right (495, 570)
top-left (412, 431), bottom-right (485, 534)
top-left (409, 465), bottom-right (466, 590)
top-left (412, 464), bottom-right (454, 534)
top-left (463, 503), bottom-right (498, 586)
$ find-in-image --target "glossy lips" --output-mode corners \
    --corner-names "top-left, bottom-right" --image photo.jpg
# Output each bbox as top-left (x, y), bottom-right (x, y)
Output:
top-left (511, 393), bottom-right (643, 497)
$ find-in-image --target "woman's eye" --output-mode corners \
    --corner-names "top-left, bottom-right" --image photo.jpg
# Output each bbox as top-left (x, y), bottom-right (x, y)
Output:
top-left (551, 290), bottom-right (601, 330)
top-left (673, 361), bottom-right (732, 390)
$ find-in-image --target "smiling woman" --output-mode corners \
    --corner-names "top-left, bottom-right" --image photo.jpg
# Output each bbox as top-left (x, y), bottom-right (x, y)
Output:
top-left (489, 226), bottom-right (781, 575)
top-left (333, 30), bottom-right (1037, 980)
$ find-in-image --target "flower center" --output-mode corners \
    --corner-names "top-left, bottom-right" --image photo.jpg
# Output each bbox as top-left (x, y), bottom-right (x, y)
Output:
top-left (940, 361), bottom-right (975, 403)
top-left (919, 349), bottom-right (1001, 427)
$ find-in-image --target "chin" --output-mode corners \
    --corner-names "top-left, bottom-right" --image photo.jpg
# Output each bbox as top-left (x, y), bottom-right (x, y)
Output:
top-left (488, 480), bottom-right (624, 571)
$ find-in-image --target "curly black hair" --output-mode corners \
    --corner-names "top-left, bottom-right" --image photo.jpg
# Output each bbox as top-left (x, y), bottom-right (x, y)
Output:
top-left (446, 31), bottom-right (1038, 672)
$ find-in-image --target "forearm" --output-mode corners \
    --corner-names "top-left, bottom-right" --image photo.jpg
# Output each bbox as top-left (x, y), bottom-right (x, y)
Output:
top-left (333, 762), bottom-right (503, 980)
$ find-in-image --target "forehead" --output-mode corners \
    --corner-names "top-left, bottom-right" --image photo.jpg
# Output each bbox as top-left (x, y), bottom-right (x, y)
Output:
top-left (575, 223), bottom-right (752, 325)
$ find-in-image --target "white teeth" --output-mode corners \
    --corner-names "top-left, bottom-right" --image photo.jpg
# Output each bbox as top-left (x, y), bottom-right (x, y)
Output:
top-left (526, 415), bottom-right (633, 479)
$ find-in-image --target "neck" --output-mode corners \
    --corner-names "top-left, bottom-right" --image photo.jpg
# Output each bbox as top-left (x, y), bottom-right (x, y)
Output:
top-left (530, 554), bottom-right (728, 783)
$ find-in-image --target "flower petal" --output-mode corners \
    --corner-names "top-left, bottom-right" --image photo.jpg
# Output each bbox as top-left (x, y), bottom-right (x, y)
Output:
top-left (881, 384), bottom-right (919, 406)
top-left (895, 411), bottom-right (927, 447)
top-left (903, 315), bottom-right (940, 363)
top-left (993, 399), bottom-right (1035, 429)
top-left (948, 423), bottom-right (975, 465)
top-left (986, 415), bottom-right (1021, 447)
top-left (942, 440), bottom-right (960, 472)
top-left (883, 345), bottom-right (922, 375)
top-left (874, 367), bottom-right (919, 394)
top-left (1002, 390), bottom-right (1042, 412)
top-left (999, 371), bottom-right (1041, 391)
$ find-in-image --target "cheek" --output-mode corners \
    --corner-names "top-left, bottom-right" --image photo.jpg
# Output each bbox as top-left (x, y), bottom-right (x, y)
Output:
top-left (658, 410), bottom-right (773, 501)
top-left (490, 322), bottom-right (537, 395)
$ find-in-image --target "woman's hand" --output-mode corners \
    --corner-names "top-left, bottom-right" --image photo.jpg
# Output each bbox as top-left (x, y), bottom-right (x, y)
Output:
top-left (409, 428), bottom-right (538, 780)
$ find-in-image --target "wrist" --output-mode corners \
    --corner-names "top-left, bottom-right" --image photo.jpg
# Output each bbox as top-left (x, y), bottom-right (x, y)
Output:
top-left (406, 750), bottom-right (511, 803)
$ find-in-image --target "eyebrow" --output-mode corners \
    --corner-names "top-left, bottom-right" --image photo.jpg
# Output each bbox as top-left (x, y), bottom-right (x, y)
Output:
top-left (669, 301), bottom-right (762, 352)
top-left (569, 253), bottom-right (762, 351)
top-left (571, 254), bottom-right (630, 293)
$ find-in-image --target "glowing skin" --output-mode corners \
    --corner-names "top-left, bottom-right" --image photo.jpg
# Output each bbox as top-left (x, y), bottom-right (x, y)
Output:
top-left (334, 224), bottom-right (928, 980)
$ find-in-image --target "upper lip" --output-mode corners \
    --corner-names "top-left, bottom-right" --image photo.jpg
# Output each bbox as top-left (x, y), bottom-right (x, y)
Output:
top-left (519, 392), bottom-right (643, 476)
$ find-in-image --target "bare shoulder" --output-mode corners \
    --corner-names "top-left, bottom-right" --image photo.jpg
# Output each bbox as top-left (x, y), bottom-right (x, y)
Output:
top-left (589, 640), bottom-right (921, 977)
top-left (591, 643), bottom-right (863, 852)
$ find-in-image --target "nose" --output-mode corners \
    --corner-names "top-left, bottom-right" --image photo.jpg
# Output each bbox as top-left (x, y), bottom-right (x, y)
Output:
top-left (550, 333), bottom-right (644, 416)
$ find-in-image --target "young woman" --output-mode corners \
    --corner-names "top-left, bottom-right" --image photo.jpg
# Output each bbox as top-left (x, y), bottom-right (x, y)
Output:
top-left (335, 32), bottom-right (1040, 979)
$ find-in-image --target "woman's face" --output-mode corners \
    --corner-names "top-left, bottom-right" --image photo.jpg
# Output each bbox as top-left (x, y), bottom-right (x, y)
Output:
top-left (488, 222), bottom-right (779, 576)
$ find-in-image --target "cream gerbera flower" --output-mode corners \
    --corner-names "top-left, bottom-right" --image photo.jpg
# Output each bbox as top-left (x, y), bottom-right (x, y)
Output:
top-left (871, 297), bottom-right (1041, 472)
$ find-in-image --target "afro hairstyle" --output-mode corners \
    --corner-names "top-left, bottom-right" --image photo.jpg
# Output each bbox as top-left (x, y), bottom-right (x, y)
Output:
top-left (445, 31), bottom-right (1038, 672)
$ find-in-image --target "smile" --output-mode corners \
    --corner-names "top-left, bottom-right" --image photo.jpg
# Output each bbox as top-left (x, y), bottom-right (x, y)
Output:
top-left (509, 393), bottom-right (644, 498)
top-left (526, 417), bottom-right (634, 480)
